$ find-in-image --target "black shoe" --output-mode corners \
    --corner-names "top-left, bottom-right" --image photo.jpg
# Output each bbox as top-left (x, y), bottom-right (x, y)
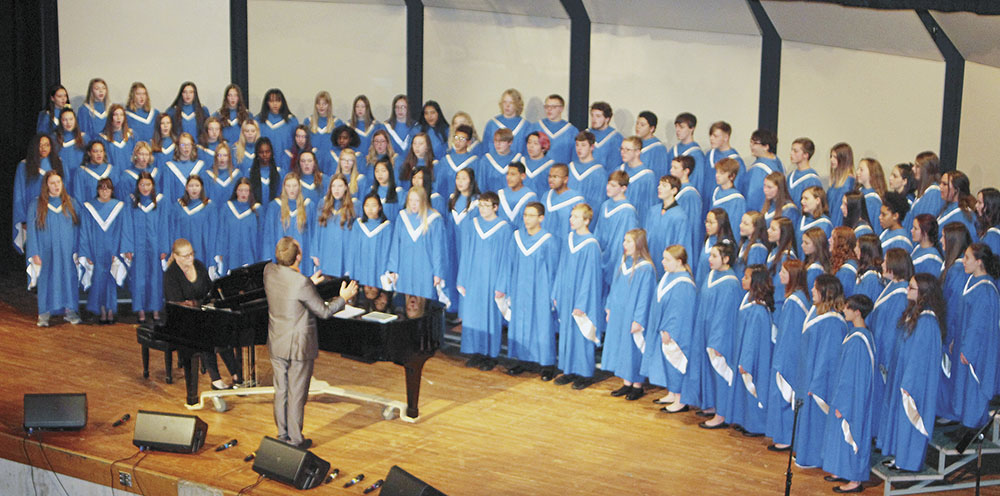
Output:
top-left (698, 421), bottom-right (729, 430)
top-left (137, 318), bottom-right (149, 326)
top-left (824, 476), bottom-right (848, 483)
top-left (625, 386), bottom-right (645, 401)
top-left (767, 444), bottom-right (791, 452)
top-left (741, 430), bottom-right (764, 438)
top-left (572, 376), bottom-right (595, 390)
top-left (554, 374), bottom-right (577, 386)
top-left (296, 438), bottom-right (312, 450)
top-left (832, 484), bottom-right (864, 493)
top-left (732, 424), bottom-right (746, 433)
top-left (478, 358), bottom-right (496, 371)
top-left (695, 410), bottom-right (714, 417)
top-left (465, 355), bottom-right (484, 368)
top-left (610, 385), bottom-right (631, 397)
top-left (506, 364), bottom-right (527, 376)
top-left (540, 368), bottom-right (556, 381)
top-left (661, 405), bottom-right (689, 414)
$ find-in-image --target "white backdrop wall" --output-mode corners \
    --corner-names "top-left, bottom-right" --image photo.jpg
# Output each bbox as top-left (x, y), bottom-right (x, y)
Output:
top-left (247, 0), bottom-right (406, 123)
top-left (58, 0), bottom-right (231, 113)
top-left (590, 23), bottom-right (761, 159)
top-left (423, 7), bottom-right (570, 135)
top-left (957, 61), bottom-right (1000, 191)
top-left (777, 41), bottom-right (944, 186)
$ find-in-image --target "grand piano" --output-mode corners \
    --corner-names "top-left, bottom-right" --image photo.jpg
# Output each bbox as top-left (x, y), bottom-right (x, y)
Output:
top-left (137, 262), bottom-right (443, 421)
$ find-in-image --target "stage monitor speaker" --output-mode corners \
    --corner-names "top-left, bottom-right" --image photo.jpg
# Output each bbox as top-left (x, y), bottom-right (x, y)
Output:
top-left (23, 393), bottom-right (87, 431)
top-left (381, 465), bottom-right (447, 496)
top-left (132, 410), bottom-right (207, 453)
top-left (252, 436), bottom-right (330, 490)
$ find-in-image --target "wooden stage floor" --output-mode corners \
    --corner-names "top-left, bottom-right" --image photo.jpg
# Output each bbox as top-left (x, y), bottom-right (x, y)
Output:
top-left (0, 295), bottom-right (996, 495)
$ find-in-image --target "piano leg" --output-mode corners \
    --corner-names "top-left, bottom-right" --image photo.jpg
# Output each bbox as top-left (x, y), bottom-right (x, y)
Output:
top-left (403, 355), bottom-right (431, 419)
top-left (180, 350), bottom-right (200, 406)
top-left (164, 348), bottom-right (173, 384)
top-left (141, 345), bottom-right (150, 379)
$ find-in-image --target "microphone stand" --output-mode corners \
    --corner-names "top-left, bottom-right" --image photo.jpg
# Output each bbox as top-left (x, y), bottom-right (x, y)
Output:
top-left (785, 397), bottom-right (805, 496)
top-left (955, 407), bottom-right (1000, 496)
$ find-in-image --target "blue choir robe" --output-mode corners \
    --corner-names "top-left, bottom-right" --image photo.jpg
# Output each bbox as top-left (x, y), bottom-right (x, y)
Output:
top-left (383, 120), bottom-right (411, 156)
top-left (640, 137), bottom-right (669, 182)
top-left (788, 168), bottom-right (823, 209)
top-left (729, 295), bottom-right (774, 435)
top-left (861, 187), bottom-right (883, 232)
top-left (125, 108), bottom-right (158, 144)
top-left (768, 249), bottom-right (798, 312)
top-left (553, 232), bottom-right (604, 377)
top-left (78, 199), bottom-right (125, 314)
top-left (879, 311), bottom-right (941, 471)
top-left (482, 115), bottom-right (529, 156)
top-left (853, 223), bottom-right (875, 238)
top-left (27, 197), bottom-right (81, 315)
top-left (169, 198), bottom-right (216, 268)
top-left (534, 119), bottom-right (578, 165)
top-left (202, 167), bottom-right (242, 205)
top-left (161, 159), bottom-right (207, 203)
top-left (443, 195), bottom-right (479, 312)
top-left (77, 102), bottom-right (108, 139)
top-left (349, 218), bottom-right (392, 289)
top-left (879, 227), bottom-right (913, 254)
top-left (797, 214), bottom-right (833, 250)
top-left (116, 166), bottom-right (160, 200)
top-left (735, 241), bottom-right (768, 279)
top-left (765, 291), bottom-right (809, 445)
top-left (99, 130), bottom-right (137, 174)
top-left (391, 154), bottom-right (432, 192)
top-left (902, 185), bottom-right (944, 232)
top-left (216, 200), bottom-right (261, 276)
top-left (235, 142), bottom-right (255, 172)
top-left (764, 201), bottom-right (801, 234)
top-left (58, 133), bottom-right (86, 182)
top-left (938, 202), bottom-right (977, 239)
top-left (834, 260), bottom-right (858, 296)
top-left (806, 261), bottom-right (826, 295)
top-left (72, 163), bottom-right (120, 203)
top-left (938, 258), bottom-right (969, 416)
top-left (312, 202), bottom-right (353, 277)
top-left (122, 194), bottom-right (168, 312)
top-left (695, 236), bottom-right (719, 289)
top-left (457, 217), bottom-right (513, 357)
top-left (278, 146), bottom-right (315, 171)
top-left (676, 184), bottom-right (704, 270)
top-left (214, 109), bottom-right (255, 145)
top-left (541, 189), bottom-right (584, 244)
top-left (253, 166), bottom-right (282, 216)
top-left (498, 187), bottom-right (537, 232)
top-left (475, 151), bottom-right (523, 194)
top-left (640, 271), bottom-right (697, 394)
top-left (36, 109), bottom-right (60, 135)
top-left (822, 327), bottom-right (876, 482)
top-left (595, 199), bottom-right (638, 287)
top-left (386, 209), bottom-right (446, 301)
top-left (153, 139), bottom-right (175, 170)
top-left (667, 142), bottom-right (710, 212)
top-left (523, 156), bottom-right (555, 196)
top-left (294, 172), bottom-right (329, 206)
top-left (952, 276), bottom-right (1000, 428)
top-left (305, 116), bottom-right (343, 159)
top-left (981, 227), bottom-right (1000, 256)
top-left (374, 185), bottom-right (404, 224)
top-left (620, 164), bottom-right (657, 224)
top-left (826, 177), bottom-right (855, 226)
top-left (262, 198), bottom-right (314, 276)
top-left (501, 229), bottom-right (559, 365)
top-left (601, 258), bottom-right (655, 384)
top-left (868, 281), bottom-right (909, 439)
top-left (170, 104), bottom-right (211, 138)
top-left (707, 148), bottom-right (745, 197)
top-left (569, 159), bottom-right (609, 223)
top-left (696, 269), bottom-right (742, 413)
top-left (644, 203), bottom-right (693, 280)
top-left (793, 307), bottom-right (848, 468)
top-left (196, 141), bottom-right (221, 165)
top-left (911, 245), bottom-right (944, 276)
top-left (352, 120), bottom-right (382, 157)
top-left (435, 150), bottom-right (478, 198)
top-left (12, 159), bottom-right (54, 254)
top-left (260, 113), bottom-right (298, 158)
top-left (855, 269), bottom-right (885, 304)
top-left (711, 186), bottom-right (746, 237)
top-left (589, 127), bottom-right (623, 173)
top-left (410, 127), bottom-right (449, 160)
top-left (744, 156), bottom-right (783, 213)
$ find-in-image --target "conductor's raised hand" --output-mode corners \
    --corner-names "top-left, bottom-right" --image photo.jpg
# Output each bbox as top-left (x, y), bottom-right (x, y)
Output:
top-left (310, 269), bottom-right (325, 285)
top-left (339, 279), bottom-right (359, 301)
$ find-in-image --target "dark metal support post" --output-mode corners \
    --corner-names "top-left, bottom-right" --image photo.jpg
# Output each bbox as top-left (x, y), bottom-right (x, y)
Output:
top-left (405, 0), bottom-right (424, 110)
top-left (917, 10), bottom-right (963, 172)
top-left (560, 0), bottom-right (590, 130)
top-left (747, 0), bottom-right (781, 132)
top-left (230, 0), bottom-right (249, 99)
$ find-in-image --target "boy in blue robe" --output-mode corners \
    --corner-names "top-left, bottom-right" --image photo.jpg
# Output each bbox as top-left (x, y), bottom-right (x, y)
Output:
top-left (435, 125), bottom-right (478, 197)
top-left (587, 102), bottom-right (623, 173)
top-left (644, 175), bottom-right (692, 279)
top-left (552, 204), bottom-right (604, 390)
top-left (670, 156), bottom-right (705, 263)
top-left (619, 135), bottom-right (656, 224)
top-left (595, 171), bottom-right (638, 289)
top-left (498, 202), bottom-right (560, 379)
top-left (822, 295), bottom-right (876, 492)
top-left (706, 121), bottom-right (746, 199)
top-left (522, 132), bottom-right (554, 196)
top-left (879, 193), bottom-right (913, 253)
top-left (533, 94), bottom-right (578, 165)
top-left (664, 113), bottom-right (710, 212)
top-left (457, 192), bottom-right (513, 371)
top-left (541, 164), bottom-right (584, 245)
top-left (711, 158), bottom-right (746, 238)
top-left (787, 138), bottom-right (823, 208)
top-left (475, 128), bottom-right (523, 194)
top-left (569, 131), bottom-right (608, 227)
top-left (497, 162), bottom-right (537, 232)
top-left (636, 111), bottom-right (668, 180)
top-left (745, 129), bottom-right (783, 212)
top-left (482, 89), bottom-right (530, 156)
top-left (78, 179), bottom-right (126, 323)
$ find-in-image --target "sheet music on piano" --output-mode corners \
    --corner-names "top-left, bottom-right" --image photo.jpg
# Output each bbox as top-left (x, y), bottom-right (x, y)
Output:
top-left (334, 305), bottom-right (366, 319)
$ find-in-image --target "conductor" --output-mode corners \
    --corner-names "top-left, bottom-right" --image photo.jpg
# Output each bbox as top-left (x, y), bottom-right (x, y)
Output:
top-left (264, 236), bottom-right (358, 449)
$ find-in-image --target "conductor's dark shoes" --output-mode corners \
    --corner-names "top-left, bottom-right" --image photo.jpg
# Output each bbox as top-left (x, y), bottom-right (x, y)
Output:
top-left (553, 374), bottom-right (577, 386)
top-left (540, 368), bottom-right (556, 381)
top-left (296, 439), bottom-right (312, 450)
top-left (571, 376), bottom-right (595, 390)
top-left (610, 385), bottom-right (631, 397)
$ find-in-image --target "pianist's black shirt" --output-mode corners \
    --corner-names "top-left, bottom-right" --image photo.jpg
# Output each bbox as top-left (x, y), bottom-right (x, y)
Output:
top-left (163, 260), bottom-right (211, 304)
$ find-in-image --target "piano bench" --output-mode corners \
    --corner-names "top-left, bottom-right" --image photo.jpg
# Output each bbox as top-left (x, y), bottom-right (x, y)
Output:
top-left (136, 324), bottom-right (175, 384)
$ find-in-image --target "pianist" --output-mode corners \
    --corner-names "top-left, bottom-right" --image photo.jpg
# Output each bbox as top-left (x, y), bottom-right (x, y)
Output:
top-left (264, 236), bottom-right (358, 449)
top-left (163, 238), bottom-right (242, 391)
